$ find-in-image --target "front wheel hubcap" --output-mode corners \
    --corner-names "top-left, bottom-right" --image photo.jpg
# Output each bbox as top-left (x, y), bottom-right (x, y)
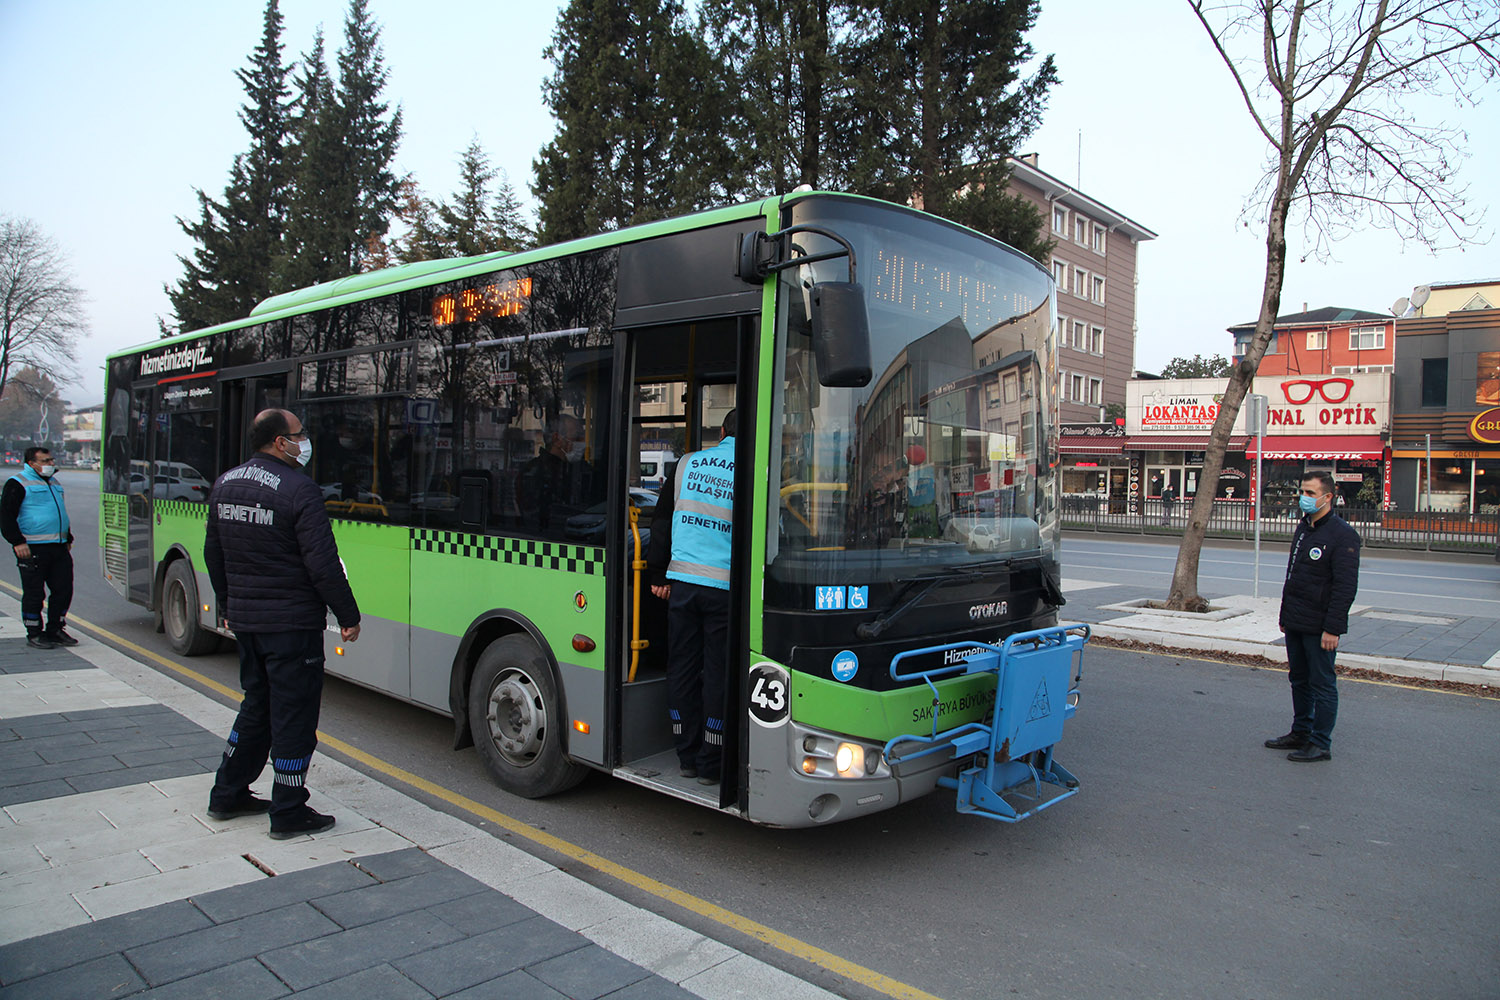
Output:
top-left (486, 669), bottom-right (545, 766)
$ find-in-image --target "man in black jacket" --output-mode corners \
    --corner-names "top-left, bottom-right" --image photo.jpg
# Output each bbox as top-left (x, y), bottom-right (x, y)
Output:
top-left (1266, 471), bottom-right (1360, 762)
top-left (205, 409), bottom-right (361, 837)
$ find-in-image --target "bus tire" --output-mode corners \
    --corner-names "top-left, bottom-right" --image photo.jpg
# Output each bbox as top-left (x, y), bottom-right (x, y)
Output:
top-left (163, 561), bottom-right (218, 656)
top-left (468, 635), bottom-right (587, 798)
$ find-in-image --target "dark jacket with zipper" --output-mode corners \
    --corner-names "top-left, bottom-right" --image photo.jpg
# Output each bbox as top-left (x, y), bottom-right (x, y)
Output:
top-left (1279, 510), bottom-right (1360, 636)
top-left (204, 452), bottom-right (359, 633)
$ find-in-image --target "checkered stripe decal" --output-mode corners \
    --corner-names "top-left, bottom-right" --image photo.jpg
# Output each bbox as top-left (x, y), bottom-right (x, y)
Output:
top-left (154, 499), bottom-right (208, 520)
top-left (412, 529), bottom-right (603, 575)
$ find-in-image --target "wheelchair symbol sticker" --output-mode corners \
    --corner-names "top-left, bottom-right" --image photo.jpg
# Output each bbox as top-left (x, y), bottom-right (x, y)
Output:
top-left (847, 586), bottom-right (868, 610)
top-left (831, 650), bottom-right (859, 682)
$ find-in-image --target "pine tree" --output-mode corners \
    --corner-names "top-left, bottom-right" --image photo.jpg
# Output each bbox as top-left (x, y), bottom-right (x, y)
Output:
top-left (280, 0), bottom-right (403, 289)
top-left (840, 0), bottom-right (1057, 259)
top-left (166, 0), bottom-right (294, 330)
top-left (701, 0), bottom-right (848, 196)
top-left (533, 0), bottom-right (733, 241)
top-left (389, 140), bottom-right (535, 264)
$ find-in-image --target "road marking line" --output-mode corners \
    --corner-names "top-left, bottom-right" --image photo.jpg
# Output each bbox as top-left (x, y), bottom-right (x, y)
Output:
top-left (32, 595), bottom-right (944, 1000)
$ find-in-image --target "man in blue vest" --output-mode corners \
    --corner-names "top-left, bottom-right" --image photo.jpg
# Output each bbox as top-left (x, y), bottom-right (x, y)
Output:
top-left (648, 411), bottom-right (736, 786)
top-left (1, 447), bottom-right (76, 649)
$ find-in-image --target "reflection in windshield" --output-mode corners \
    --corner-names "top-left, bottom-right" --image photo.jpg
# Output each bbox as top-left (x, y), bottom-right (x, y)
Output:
top-left (768, 202), bottom-right (1056, 605)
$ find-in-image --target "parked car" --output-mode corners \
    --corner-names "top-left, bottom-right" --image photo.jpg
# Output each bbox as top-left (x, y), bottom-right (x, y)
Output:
top-left (152, 473), bottom-right (212, 501)
top-left (565, 488), bottom-right (658, 543)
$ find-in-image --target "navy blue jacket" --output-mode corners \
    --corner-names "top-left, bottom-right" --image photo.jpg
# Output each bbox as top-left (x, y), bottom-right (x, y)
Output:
top-left (204, 453), bottom-right (359, 632)
top-left (1279, 510), bottom-right (1360, 635)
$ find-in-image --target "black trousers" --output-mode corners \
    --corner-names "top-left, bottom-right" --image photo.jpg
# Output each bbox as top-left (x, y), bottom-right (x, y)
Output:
top-left (17, 543), bottom-right (72, 635)
top-left (211, 629), bottom-right (326, 818)
top-left (666, 582), bottom-right (730, 777)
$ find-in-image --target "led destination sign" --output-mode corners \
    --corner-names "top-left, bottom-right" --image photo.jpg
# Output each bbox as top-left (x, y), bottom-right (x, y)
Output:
top-left (432, 276), bottom-right (533, 326)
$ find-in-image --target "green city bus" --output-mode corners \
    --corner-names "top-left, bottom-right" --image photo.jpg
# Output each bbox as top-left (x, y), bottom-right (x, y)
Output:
top-left (101, 192), bottom-right (1083, 827)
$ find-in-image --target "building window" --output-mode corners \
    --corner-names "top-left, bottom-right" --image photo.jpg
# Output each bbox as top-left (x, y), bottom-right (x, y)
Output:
top-left (1073, 268), bottom-right (1087, 297)
top-left (1003, 371), bottom-right (1018, 403)
top-left (1349, 326), bottom-right (1385, 350)
top-left (1074, 216), bottom-right (1088, 244)
top-left (1092, 275), bottom-right (1106, 303)
top-left (1053, 259), bottom-right (1067, 288)
top-left (1478, 352), bottom-right (1500, 406)
top-left (1307, 330), bottom-right (1326, 350)
top-left (1072, 320), bottom-right (1086, 350)
top-left (1090, 326), bottom-right (1104, 354)
top-left (1089, 378), bottom-right (1103, 405)
top-left (1070, 373), bottom-right (1085, 401)
top-left (1421, 358), bottom-right (1448, 407)
top-left (1053, 205), bottom-right (1067, 233)
top-left (1092, 225), bottom-right (1107, 254)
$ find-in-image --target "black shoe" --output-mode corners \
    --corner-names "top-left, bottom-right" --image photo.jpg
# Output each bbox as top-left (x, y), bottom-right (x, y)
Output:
top-left (1287, 744), bottom-right (1332, 763)
top-left (45, 628), bottom-right (78, 647)
top-left (207, 794), bottom-right (272, 821)
top-left (26, 634), bottom-right (57, 649)
top-left (679, 765), bottom-right (698, 778)
top-left (269, 808), bottom-right (336, 839)
top-left (1264, 732), bottom-right (1309, 750)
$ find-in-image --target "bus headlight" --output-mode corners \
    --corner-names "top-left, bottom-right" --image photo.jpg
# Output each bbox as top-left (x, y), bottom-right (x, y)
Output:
top-left (799, 735), bottom-right (884, 778)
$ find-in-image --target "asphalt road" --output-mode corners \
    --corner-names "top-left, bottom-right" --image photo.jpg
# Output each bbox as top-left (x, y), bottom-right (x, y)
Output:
top-left (42, 471), bottom-right (1500, 999)
top-left (1064, 532), bottom-right (1500, 618)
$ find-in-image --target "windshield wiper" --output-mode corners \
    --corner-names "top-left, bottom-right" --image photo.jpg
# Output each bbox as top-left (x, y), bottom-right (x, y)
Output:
top-left (855, 566), bottom-right (988, 640)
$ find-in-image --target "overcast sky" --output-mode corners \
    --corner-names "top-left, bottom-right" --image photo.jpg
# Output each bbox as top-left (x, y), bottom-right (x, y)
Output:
top-left (2, 0), bottom-right (1495, 408)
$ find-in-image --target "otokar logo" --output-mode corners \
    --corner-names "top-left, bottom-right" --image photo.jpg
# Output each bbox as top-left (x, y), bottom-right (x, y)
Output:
top-left (140, 343), bottom-right (213, 377)
top-left (968, 600), bottom-right (1009, 621)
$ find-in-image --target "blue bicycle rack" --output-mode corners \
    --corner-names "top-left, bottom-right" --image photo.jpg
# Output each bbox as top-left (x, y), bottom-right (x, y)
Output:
top-left (883, 624), bottom-right (1089, 823)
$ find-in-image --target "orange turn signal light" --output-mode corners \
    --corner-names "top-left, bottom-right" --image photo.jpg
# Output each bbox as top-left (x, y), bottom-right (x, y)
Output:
top-left (573, 720), bottom-right (590, 734)
top-left (572, 634), bottom-right (595, 653)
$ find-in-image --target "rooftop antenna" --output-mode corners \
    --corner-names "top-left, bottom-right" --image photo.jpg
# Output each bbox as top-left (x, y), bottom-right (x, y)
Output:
top-left (1076, 130), bottom-right (1082, 187)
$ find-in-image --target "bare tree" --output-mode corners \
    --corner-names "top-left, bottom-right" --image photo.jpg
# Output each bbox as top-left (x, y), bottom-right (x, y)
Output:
top-left (1167, 0), bottom-right (1500, 610)
top-left (0, 215), bottom-right (85, 404)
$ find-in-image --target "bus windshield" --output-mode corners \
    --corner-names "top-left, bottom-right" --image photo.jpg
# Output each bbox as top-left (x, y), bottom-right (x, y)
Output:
top-left (767, 199), bottom-right (1057, 609)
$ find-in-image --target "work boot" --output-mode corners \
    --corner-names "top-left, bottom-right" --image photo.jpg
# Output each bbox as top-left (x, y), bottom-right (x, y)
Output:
top-left (1263, 732), bottom-right (1309, 750)
top-left (45, 628), bottom-right (78, 647)
top-left (269, 807), bottom-right (337, 840)
top-left (207, 793), bottom-right (272, 821)
top-left (1287, 744), bottom-right (1332, 763)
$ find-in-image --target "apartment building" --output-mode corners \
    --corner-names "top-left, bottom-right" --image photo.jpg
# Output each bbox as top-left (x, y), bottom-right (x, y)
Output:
top-left (1006, 155), bottom-right (1156, 423)
top-left (1227, 306), bottom-right (1393, 376)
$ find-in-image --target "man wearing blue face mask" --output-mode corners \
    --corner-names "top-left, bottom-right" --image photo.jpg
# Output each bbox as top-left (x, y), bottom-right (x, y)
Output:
top-left (1265, 471), bottom-right (1360, 762)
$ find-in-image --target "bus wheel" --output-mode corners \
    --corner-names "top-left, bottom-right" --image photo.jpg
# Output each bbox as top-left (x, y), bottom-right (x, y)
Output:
top-left (163, 561), bottom-right (218, 656)
top-left (468, 635), bottom-right (587, 798)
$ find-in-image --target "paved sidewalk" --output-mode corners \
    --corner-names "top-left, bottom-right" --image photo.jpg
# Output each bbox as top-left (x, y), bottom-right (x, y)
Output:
top-left (0, 604), bottom-right (838, 1000)
top-left (1062, 575), bottom-right (1500, 687)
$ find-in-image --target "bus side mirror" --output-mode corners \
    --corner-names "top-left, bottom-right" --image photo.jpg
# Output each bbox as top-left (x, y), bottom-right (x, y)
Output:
top-left (811, 282), bottom-right (872, 387)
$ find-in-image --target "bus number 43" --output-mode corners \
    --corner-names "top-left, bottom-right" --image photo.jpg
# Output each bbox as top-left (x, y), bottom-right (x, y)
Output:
top-left (748, 666), bottom-right (789, 726)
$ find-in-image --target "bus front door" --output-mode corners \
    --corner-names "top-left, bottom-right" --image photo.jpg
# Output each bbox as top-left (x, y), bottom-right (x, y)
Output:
top-left (125, 384), bottom-right (154, 605)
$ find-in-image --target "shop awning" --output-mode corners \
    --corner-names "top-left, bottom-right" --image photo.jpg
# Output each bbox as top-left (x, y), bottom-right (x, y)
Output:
top-left (1245, 435), bottom-right (1385, 460)
top-left (1124, 435), bottom-right (1250, 451)
top-left (1060, 436), bottom-right (1124, 455)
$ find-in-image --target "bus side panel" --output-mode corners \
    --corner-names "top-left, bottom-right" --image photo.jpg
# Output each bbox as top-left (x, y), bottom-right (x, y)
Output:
top-left (407, 533), bottom-right (608, 764)
top-left (101, 493), bottom-right (129, 599)
top-left (325, 520), bottom-right (412, 700)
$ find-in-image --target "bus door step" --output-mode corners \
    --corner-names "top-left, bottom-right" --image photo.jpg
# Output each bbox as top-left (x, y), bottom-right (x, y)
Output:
top-left (883, 624), bottom-right (1089, 823)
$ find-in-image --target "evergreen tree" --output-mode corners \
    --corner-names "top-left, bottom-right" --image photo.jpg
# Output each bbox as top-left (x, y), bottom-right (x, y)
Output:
top-left (533, 0), bottom-right (733, 241)
top-left (280, 0), bottom-right (403, 288)
top-left (701, 0), bottom-right (849, 196)
top-left (166, 0), bottom-right (293, 330)
top-left (395, 139), bottom-right (535, 263)
top-left (840, 0), bottom-right (1057, 259)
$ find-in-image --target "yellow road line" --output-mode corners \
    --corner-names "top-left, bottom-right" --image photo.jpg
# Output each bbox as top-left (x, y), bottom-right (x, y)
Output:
top-left (24, 594), bottom-right (941, 1000)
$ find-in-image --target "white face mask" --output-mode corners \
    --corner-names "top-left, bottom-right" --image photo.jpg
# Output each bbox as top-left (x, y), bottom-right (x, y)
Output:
top-left (567, 440), bottom-right (587, 461)
top-left (290, 437), bottom-right (312, 467)
top-left (39, 465), bottom-right (56, 478)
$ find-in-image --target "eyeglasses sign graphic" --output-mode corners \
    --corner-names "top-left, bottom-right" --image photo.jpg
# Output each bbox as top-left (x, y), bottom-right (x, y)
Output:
top-left (1281, 377), bottom-right (1354, 405)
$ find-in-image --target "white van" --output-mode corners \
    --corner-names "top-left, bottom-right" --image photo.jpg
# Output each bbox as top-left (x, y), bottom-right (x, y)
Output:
top-left (638, 450), bottom-right (675, 489)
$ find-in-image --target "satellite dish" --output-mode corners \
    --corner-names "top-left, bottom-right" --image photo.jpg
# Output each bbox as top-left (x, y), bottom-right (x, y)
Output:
top-left (1410, 285), bottom-right (1431, 307)
top-left (1391, 297), bottom-right (1410, 316)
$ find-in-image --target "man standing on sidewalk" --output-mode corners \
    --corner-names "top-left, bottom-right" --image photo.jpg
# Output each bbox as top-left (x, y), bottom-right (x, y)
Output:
top-left (648, 410), bottom-right (736, 787)
top-left (1, 448), bottom-right (77, 649)
top-left (1265, 471), bottom-right (1360, 762)
top-left (205, 409), bottom-right (361, 838)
